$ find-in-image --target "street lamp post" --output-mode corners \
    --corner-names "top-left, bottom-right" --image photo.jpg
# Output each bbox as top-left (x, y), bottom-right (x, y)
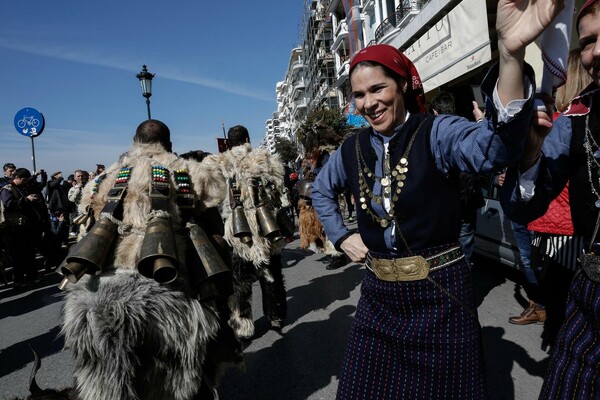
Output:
top-left (136, 65), bottom-right (155, 120)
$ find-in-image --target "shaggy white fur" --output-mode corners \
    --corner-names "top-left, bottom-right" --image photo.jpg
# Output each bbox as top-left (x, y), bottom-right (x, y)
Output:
top-left (203, 144), bottom-right (287, 339)
top-left (62, 270), bottom-right (220, 400)
top-left (79, 142), bottom-right (224, 270)
top-left (63, 142), bottom-right (233, 400)
top-left (203, 144), bottom-right (285, 266)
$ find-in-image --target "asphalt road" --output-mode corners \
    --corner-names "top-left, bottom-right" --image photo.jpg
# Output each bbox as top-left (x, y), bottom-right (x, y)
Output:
top-left (0, 232), bottom-right (551, 400)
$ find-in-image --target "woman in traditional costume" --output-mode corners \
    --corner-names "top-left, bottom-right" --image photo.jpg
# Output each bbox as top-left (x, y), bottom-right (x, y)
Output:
top-left (312, 0), bottom-right (563, 398)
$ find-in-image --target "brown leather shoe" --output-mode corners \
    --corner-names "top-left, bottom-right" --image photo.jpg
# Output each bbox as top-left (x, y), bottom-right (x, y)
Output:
top-left (509, 300), bottom-right (547, 325)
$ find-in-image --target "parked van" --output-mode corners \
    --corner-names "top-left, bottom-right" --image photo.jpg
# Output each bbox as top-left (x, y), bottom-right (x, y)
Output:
top-left (473, 173), bottom-right (519, 268)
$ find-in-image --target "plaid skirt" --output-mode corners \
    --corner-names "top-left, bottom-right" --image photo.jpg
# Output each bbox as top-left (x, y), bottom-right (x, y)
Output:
top-left (539, 271), bottom-right (600, 399)
top-left (336, 255), bottom-right (487, 400)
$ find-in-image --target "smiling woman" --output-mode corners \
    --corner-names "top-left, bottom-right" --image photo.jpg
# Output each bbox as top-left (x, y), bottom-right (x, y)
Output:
top-left (310, 0), bottom-right (565, 398)
top-left (349, 64), bottom-right (408, 135)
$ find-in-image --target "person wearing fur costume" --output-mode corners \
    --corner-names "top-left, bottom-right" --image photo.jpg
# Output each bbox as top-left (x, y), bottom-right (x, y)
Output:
top-left (296, 176), bottom-right (347, 270)
top-left (60, 120), bottom-right (241, 400)
top-left (203, 125), bottom-right (288, 336)
top-left (297, 125), bottom-right (349, 270)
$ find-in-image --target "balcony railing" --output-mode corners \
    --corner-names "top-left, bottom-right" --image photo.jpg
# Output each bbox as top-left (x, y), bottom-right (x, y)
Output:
top-left (332, 19), bottom-right (349, 51)
top-left (290, 59), bottom-right (304, 74)
top-left (293, 99), bottom-right (308, 110)
top-left (374, 0), bottom-right (427, 42)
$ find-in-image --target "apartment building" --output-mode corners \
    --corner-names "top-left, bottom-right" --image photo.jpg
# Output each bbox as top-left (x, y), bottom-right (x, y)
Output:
top-left (267, 0), bottom-right (583, 148)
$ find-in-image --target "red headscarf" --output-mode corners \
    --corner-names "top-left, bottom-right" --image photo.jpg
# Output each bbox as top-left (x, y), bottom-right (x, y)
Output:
top-left (349, 44), bottom-right (426, 114)
top-left (577, 0), bottom-right (598, 35)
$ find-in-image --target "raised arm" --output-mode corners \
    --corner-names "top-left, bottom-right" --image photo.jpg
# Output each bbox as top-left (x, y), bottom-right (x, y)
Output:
top-left (496, 0), bottom-right (565, 104)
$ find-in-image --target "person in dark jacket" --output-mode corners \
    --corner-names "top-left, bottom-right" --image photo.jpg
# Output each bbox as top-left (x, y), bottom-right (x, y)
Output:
top-left (0, 163), bottom-right (16, 189)
top-left (0, 168), bottom-right (43, 288)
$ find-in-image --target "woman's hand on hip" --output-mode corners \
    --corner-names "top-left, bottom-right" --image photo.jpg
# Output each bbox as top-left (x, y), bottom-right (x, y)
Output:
top-left (340, 233), bottom-right (369, 264)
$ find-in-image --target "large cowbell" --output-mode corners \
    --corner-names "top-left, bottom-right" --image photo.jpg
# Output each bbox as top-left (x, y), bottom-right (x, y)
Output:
top-left (137, 216), bottom-right (179, 283)
top-left (58, 218), bottom-right (118, 290)
top-left (231, 206), bottom-right (253, 245)
top-left (187, 223), bottom-right (233, 301)
top-left (255, 204), bottom-right (281, 241)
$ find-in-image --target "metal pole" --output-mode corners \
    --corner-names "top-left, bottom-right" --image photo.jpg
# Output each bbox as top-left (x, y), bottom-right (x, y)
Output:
top-left (30, 136), bottom-right (37, 172)
top-left (146, 98), bottom-right (152, 120)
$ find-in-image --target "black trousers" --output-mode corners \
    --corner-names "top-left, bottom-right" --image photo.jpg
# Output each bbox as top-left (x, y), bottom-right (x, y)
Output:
top-left (259, 254), bottom-right (287, 321)
top-left (540, 259), bottom-right (576, 347)
top-left (233, 254), bottom-right (287, 322)
top-left (5, 224), bottom-right (39, 283)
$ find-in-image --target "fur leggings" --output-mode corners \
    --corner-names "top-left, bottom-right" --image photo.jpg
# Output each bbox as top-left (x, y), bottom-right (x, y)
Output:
top-left (232, 254), bottom-right (287, 323)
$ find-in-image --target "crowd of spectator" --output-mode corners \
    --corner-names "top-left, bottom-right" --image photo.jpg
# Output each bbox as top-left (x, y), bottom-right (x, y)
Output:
top-left (0, 162), bottom-right (105, 290)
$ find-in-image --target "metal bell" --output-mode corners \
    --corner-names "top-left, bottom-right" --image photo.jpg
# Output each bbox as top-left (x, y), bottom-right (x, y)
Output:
top-left (137, 216), bottom-right (179, 283)
top-left (231, 206), bottom-right (253, 245)
top-left (58, 218), bottom-right (118, 289)
top-left (255, 204), bottom-right (281, 241)
top-left (296, 179), bottom-right (313, 200)
top-left (58, 261), bottom-right (88, 290)
top-left (276, 208), bottom-right (295, 238)
top-left (187, 223), bottom-right (233, 301)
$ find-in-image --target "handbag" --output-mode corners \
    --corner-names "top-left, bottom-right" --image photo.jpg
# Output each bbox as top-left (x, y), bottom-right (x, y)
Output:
top-left (581, 211), bottom-right (600, 282)
top-left (579, 253), bottom-right (600, 282)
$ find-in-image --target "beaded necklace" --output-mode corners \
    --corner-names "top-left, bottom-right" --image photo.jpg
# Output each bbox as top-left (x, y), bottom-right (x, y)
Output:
top-left (355, 120), bottom-right (424, 228)
top-left (583, 114), bottom-right (600, 208)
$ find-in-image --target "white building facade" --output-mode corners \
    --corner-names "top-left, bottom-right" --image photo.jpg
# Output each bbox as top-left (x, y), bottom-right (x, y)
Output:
top-left (266, 0), bottom-right (583, 150)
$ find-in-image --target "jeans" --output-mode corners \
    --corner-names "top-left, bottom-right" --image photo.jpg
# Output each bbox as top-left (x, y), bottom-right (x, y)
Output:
top-left (510, 220), bottom-right (542, 304)
top-left (458, 221), bottom-right (475, 268)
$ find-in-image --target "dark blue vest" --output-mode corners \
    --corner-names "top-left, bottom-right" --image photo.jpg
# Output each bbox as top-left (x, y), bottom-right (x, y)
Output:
top-left (341, 114), bottom-right (461, 254)
top-left (568, 89), bottom-right (600, 241)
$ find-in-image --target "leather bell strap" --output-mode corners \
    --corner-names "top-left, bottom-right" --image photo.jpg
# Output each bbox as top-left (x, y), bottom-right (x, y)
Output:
top-left (174, 169), bottom-right (195, 220)
top-left (150, 165), bottom-right (172, 211)
top-left (228, 177), bottom-right (243, 208)
top-left (100, 167), bottom-right (132, 219)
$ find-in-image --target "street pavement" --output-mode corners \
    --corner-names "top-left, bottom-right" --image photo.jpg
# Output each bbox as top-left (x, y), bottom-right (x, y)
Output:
top-left (1, 229), bottom-right (551, 400)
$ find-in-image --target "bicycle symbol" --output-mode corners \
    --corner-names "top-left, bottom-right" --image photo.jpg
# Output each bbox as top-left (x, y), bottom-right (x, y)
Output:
top-left (17, 115), bottom-right (40, 129)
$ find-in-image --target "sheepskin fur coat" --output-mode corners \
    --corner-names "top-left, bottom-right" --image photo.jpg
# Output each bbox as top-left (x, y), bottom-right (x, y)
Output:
top-left (79, 142), bottom-right (224, 270)
top-left (203, 144), bottom-right (285, 266)
top-left (62, 142), bottom-right (235, 400)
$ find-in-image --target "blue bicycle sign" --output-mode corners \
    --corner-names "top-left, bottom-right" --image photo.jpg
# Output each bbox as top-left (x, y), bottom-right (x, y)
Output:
top-left (17, 115), bottom-right (40, 129)
top-left (14, 107), bottom-right (45, 137)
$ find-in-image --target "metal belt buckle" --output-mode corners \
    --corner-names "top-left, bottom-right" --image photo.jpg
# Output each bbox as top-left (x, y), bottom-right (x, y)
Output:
top-left (102, 187), bottom-right (127, 215)
top-left (106, 187), bottom-right (126, 202)
top-left (372, 255), bottom-right (430, 282)
top-left (150, 182), bottom-right (171, 199)
top-left (177, 193), bottom-right (196, 209)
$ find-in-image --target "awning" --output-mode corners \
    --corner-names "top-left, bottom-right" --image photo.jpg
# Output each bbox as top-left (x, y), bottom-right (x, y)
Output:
top-left (403, 0), bottom-right (491, 93)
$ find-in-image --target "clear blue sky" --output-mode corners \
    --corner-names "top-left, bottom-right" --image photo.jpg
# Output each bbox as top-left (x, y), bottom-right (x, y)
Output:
top-left (0, 1), bottom-right (304, 175)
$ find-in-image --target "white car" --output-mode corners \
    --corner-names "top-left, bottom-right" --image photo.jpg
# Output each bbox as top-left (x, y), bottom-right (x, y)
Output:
top-left (473, 173), bottom-right (519, 268)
